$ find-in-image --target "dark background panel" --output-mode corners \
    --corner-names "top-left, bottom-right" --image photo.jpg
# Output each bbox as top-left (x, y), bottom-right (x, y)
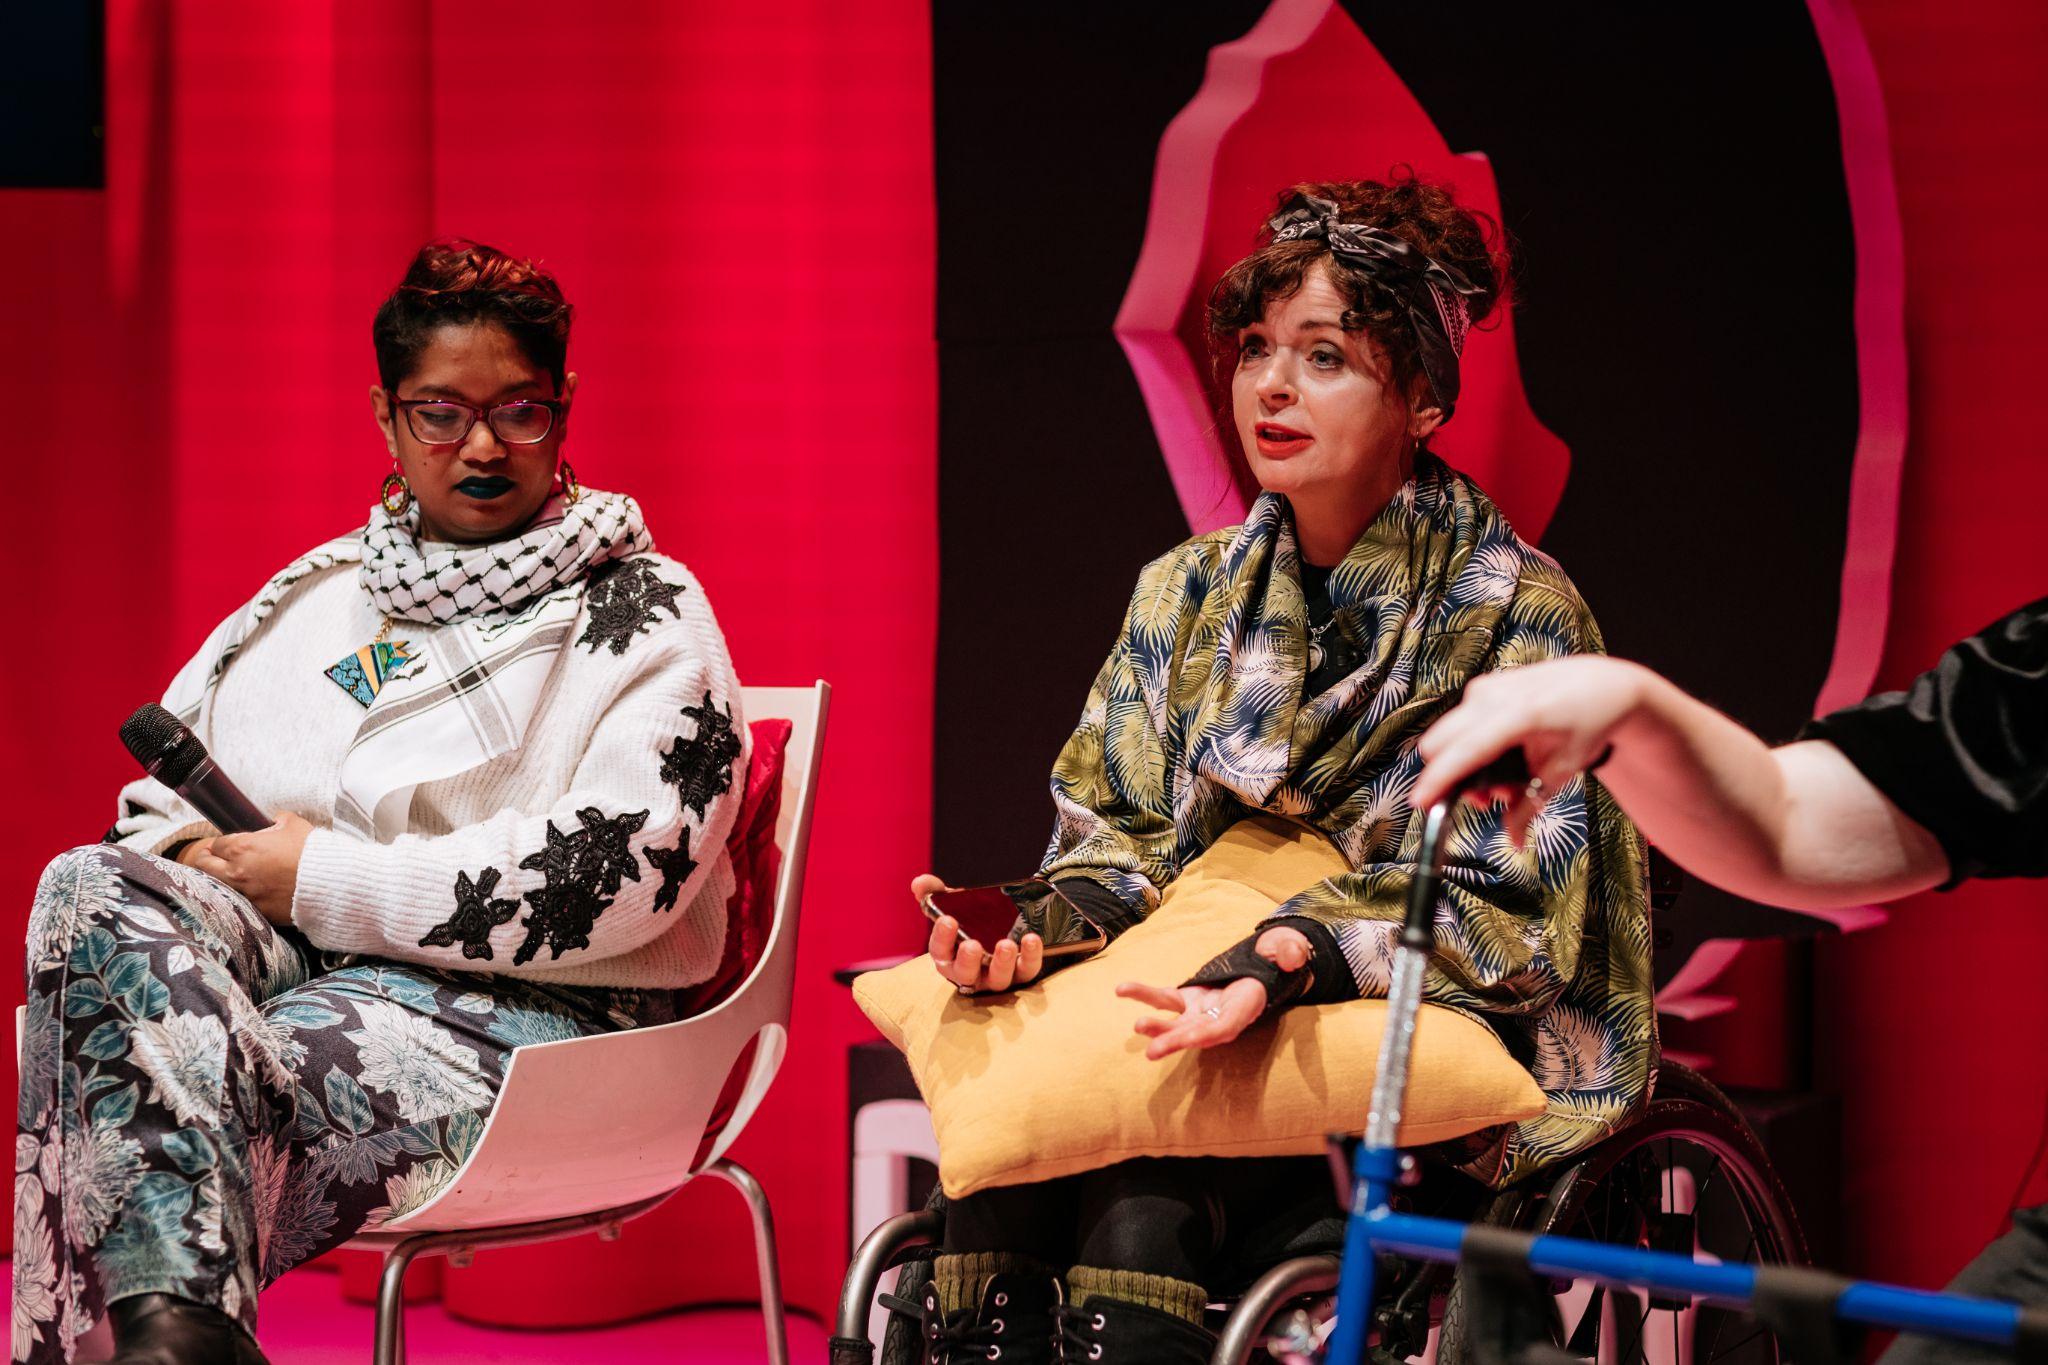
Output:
top-left (1, 4), bottom-right (104, 188)
top-left (1351, 6), bottom-right (1860, 740)
top-left (932, 3), bottom-right (1861, 976)
top-left (932, 1), bottom-right (1272, 343)
top-left (1348, 6), bottom-right (1862, 961)
top-left (932, 2), bottom-right (1267, 883)
top-left (933, 333), bottom-right (1193, 882)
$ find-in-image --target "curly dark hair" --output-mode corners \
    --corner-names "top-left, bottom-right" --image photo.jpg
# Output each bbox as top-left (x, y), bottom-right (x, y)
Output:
top-left (1206, 169), bottom-right (1509, 406)
top-left (371, 238), bottom-right (573, 393)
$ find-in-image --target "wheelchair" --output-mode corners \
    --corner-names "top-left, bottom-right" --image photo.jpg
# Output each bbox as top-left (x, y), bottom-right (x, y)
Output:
top-left (832, 1057), bottom-right (1807, 1365)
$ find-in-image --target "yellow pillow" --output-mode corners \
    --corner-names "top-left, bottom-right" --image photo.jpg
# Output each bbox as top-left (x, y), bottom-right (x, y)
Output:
top-left (854, 816), bottom-right (1546, 1197)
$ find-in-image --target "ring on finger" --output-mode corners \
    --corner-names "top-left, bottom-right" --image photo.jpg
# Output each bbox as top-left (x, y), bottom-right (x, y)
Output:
top-left (1202, 1005), bottom-right (1223, 1021)
top-left (1524, 776), bottom-right (1547, 802)
top-left (956, 983), bottom-right (976, 995)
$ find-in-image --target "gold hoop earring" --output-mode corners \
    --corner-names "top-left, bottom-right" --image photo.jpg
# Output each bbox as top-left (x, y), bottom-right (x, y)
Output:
top-left (558, 459), bottom-right (582, 505)
top-left (380, 469), bottom-right (412, 516)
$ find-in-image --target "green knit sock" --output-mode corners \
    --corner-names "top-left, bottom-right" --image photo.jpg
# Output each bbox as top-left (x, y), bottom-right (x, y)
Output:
top-left (930, 1252), bottom-right (1056, 1317)
top-left (1066, 1265), bottom-right (1208, 1324)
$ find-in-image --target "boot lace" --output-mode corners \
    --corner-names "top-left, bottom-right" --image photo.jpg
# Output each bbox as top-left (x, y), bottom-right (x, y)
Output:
top-left (878, 1290), bottom-right (1006, 1362)
top-left (1056, 1301), bottom-right (1108, 1360)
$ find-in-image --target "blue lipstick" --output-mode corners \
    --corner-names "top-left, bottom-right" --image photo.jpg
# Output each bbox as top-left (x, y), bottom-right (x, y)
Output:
top-left (456, 476), bottom-right (515, 500)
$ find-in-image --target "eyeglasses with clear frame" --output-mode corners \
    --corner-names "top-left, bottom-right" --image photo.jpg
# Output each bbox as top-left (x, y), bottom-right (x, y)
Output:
top-left (392, 397), bottom-right (565, 446)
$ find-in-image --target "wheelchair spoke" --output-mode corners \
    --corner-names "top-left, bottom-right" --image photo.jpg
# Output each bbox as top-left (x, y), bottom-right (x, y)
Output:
top-left (1704, 1322), bottom-right (1771, 1362)
top-left (1629, 1287), bottom-right (1656, 1358)
top-left (1693, 1153), bottom-right (1725, 1209)
top-left (1703, 1302), bottom-right (1730, 1362)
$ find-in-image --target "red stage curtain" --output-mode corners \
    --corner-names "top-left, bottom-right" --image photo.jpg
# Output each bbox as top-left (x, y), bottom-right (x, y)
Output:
top-left (0, 0), bottom-right (934, 1318)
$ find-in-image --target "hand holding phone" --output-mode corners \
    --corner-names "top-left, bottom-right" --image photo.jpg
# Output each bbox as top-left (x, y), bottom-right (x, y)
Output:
top-left (913, 875), bottom-right (1105, 994)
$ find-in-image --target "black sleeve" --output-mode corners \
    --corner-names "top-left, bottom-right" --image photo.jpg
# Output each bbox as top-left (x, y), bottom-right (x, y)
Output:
top-left (1797, 595), bottom-right (2048, 887)
top-left (1049, 877), bottom-right (1146, 939)
top-left (994, 876), bottom-right (1146, 982)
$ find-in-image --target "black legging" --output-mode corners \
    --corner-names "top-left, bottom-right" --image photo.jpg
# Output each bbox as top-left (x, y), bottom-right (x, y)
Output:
top-left (945, 1155), bottom-right (1329, 1286)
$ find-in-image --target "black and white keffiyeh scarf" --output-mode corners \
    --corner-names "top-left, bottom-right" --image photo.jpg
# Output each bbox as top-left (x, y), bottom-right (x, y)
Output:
top-left (359, 491), bottom-right (649, 624)
top-left (165, 490), bottom-right (653, 840)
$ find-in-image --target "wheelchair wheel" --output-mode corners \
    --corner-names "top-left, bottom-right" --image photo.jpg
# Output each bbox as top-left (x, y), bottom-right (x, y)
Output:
top-left (1444, 1062), bottom-right (1810, 1365)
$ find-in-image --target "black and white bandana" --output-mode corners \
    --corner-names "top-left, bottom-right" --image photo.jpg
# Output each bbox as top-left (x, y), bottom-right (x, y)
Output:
top-left (1266, 195), bottom-right (1491, 419)
top-left (362, 490), bottom-right (650, 624)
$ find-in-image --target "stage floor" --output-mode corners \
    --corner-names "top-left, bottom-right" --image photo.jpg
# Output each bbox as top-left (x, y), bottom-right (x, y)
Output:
top-left (7, 1259), bottom-right (830, 1363)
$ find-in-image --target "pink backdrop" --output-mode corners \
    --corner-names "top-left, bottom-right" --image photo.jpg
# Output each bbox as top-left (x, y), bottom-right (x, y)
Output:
top-left (4, 0), bottom-right (2048, 1335)
top-left (0, 0), bottom-right (934, 1319)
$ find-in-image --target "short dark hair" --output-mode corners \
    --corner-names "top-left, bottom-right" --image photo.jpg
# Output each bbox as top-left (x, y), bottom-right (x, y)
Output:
top-left (1206, 169), bottom-right (1508, 402)
top-left (372, 238), bottom-right (573, 393)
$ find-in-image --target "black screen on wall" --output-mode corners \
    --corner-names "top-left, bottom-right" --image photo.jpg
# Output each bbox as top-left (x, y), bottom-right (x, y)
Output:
top-left (1, 4), bottom-right (105, 189)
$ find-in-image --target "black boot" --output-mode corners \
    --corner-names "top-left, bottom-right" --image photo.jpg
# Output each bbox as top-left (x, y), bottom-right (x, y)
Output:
top-left (1057, 1295), bottom-right (1214, 1364)
top-left (97, 1293), bottom-right (269, 1365)
top-left (892, 1272), bottom-right (1062, 1365)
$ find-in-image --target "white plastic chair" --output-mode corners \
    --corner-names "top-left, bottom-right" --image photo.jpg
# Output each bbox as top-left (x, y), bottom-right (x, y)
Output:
top-left (13, 682), bottom-right (829, 1362)
top-left (340, 679), bottom-right (830, 1363)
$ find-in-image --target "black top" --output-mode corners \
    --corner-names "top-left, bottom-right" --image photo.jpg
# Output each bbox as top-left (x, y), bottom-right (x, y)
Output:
top-left (1799, 595), bottom-right (2048, 888)
top-left (1301, 561), bottom-right (1359, 699)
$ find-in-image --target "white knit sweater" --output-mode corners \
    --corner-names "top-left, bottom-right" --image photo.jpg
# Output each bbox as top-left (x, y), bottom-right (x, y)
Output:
top-left (110, 553), bottom-right (746, 989)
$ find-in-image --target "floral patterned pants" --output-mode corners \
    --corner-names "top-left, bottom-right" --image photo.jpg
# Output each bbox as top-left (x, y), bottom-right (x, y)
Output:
top-left (13, 844), bottom-right (683, 1364)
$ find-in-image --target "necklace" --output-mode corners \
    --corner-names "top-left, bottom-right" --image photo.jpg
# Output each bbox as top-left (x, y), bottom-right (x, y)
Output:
top-left (1306, 615), bottom-right (1357, 679)
top-left (323, 616), bottom-right (416, 708)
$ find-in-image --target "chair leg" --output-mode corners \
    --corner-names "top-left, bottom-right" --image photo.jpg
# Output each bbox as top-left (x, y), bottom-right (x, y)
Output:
top-left (705, 1157), bottom-right (790, 1365)
top-left (374, 1239), bottom-right (424, 1365)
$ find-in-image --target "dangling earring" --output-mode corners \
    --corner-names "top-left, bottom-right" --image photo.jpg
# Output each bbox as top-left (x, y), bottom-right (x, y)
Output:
top-left (557, 459), bottom-right (582, 505)
top-left (380, 469), bottom-right (412, 516)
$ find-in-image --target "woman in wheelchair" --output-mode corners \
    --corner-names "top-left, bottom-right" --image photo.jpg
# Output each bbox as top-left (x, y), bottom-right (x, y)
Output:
top-left (15, 241), bottom-right (747, 1365)
top-left (904, 176), bottom-right (1655, 1363)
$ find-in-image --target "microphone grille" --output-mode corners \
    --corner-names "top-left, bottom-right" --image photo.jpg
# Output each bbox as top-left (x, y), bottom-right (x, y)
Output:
top-left (120, 704), bottom-right (206, 787)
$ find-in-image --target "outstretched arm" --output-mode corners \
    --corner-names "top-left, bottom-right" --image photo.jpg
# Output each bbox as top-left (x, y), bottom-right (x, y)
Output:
top-left (1410, 656), bottom-right (1949, 910)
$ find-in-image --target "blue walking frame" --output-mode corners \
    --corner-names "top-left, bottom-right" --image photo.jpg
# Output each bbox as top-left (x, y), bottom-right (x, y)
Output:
top-left (1322, 794), bottom-right (2045, 1364)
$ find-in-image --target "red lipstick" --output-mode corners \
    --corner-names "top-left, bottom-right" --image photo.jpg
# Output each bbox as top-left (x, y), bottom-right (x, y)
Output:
top-left (1254, 420), bottom-right (1312, 458)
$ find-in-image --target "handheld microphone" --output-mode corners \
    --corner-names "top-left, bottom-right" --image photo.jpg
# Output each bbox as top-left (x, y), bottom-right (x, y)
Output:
top-left (119, 704), bottom-right (271, 835)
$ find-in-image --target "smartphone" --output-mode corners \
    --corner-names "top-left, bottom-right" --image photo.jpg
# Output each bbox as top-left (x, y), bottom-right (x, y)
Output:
top-left (922, 878), bottom-right (1107, 960)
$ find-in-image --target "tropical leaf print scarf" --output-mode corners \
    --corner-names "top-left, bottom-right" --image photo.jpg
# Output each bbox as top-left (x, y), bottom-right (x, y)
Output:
top-left (1037, 455), bottom-right (1654, 1184)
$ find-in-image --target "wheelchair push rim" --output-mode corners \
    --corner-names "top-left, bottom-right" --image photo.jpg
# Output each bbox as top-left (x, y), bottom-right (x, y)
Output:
top-left (1494, 1077), bottom-right (1811, 1365)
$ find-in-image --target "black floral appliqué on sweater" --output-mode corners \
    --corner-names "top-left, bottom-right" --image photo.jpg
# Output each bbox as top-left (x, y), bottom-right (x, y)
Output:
top-left (635, 691), bottom-right (742, 912)
top-left (511, 806), bottom-right (650, 964)
top-left (578, 559), bottom-right (687, 656)
top-left (662, 693), bottom-right (742, 818)
top-left (645, 833), bottom-right (699, 914)
top-left (418, 867), bottom-right (522, 961)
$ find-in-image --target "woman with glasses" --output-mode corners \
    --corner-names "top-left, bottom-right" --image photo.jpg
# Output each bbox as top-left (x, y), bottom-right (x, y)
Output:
top-left (15, 240), bottom-right (747, 1365)
top-left (901, 176), bottom-right (1652, 1364)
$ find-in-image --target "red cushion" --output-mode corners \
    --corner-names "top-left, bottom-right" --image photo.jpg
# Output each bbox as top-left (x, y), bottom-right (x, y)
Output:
top-left (683, 717), bottom-right (792, 1166)
top-left (677, 717), bottom-right (792, 1017)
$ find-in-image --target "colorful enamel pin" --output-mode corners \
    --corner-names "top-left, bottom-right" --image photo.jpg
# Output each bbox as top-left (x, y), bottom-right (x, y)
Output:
top-left (324, 639), bottom-right (416, 708)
